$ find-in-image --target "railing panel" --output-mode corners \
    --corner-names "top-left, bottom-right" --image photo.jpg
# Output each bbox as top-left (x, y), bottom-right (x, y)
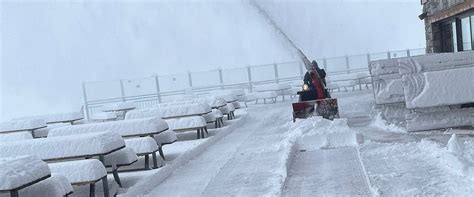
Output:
top-left (84, 80), bottom-right (122, 101)
top-left (191, 70), bottom-right (220, 88)
top-left (222, 67), bottom-right (248, 84)
top-left (369, 52), bottom-right (389, 61)
top-left (277, 61), bottom-right (301, 79)
top-left (390, 50), bottom-right (408, 59)
top-left (348, 54), bottom-right (369, 70)
top-left (409, 48), bottom-right (426, 56)
top-left (122, 77), bottom-right (157, 97)
top-left (251, 64), bottom-right (275, 82)
top-left (325, 57), bottom-right (347, 73)
top-left (158, 74), bottom-right (189, 92)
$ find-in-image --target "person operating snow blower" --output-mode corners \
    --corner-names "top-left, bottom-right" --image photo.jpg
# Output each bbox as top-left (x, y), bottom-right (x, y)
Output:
top-left (303, 60), bottom-right (328, 101)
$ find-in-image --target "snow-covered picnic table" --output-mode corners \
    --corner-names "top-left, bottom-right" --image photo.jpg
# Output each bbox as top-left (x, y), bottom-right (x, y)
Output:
top-left (0, 119), bottom-right (47, 138)
top-left (102, 102), bottom-right (137, 120)
top-left (15, 112), bottom-right (84, 125)
top-left (0, 156), bottom-right (51, 197)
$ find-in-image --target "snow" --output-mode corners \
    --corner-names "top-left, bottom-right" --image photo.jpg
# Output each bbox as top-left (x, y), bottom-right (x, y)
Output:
top-left (0, 155), bottom-right (50, 191)
top-left (15, 112), bottom-right (83, 124)
top-left (254, 83), bottom-right (291, 92)
top-left (0, 131), bottom-right (125, 160)
top-left (0, 132), bottom-right (33, 143)
top-left (405, 107), bottom-right (474, 132)
top-left (0, 173), bottom-right (73, 197)
top-left (447, 134), bottom-right (463, 156)
top-left (102, 102), bottom-right (137, 112)
top-left (370, 113), bottom-right (406, 133)
top-left (48, 117), bottom-right (168, 137)
top-left (157, 103), bottom-right (212, 118)
top-left (254, 91), bottom-right (278, 99)
top-left (125, 109), bottom-right (162, 120)
top-left (124, 137), bottom-right (159, 154)
top-left (104, 147), bottom-right (138, 167)
top-left (403, 66), bottom-right (474, 109)
top-left (211, 109), bottom-right (223, 119)
top-left (202, 113), bottom-right (216, 123)
top-left (48, 159), bottom-right (106, 184)
top-left (165, 117), bottom-right (207, 130)
top-left (153, 130), bottom-right (178, 146)
top-left (0, 119), bottom-right (46, 133)
top-left (89, 112), bottom-right (117, 121)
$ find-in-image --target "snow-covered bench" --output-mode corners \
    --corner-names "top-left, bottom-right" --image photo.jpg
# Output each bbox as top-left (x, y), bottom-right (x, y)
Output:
top-left (219, 103), bottom-right (236, 120)
top-left (16, 112), bottom-right (84, 125)
top-left (102, 102), bottom-right (137, 120)
top-left (0, 132), bottom-right (33, 142)
top-left (326, 72), bottom-right (371, 91)
top-left (254, 91), bottom-right (278, 104)
top-left (254, 83), bottom-right (293, 102)
top-left (0, 132), bottom-right (126, 197)
top-left (238, 94), bottom-right (256, 107)
top-left (398, 51), bottom-right (474, 131)
top-left (124, 137), bottom-right (160, 170)
top-left (89, 112), bottom-right (117, 122)
top-left (0, 119), bottom-right (47, 138)
top-left (0, 173), bottom-right (74, 197)
top-left (165, 116), bottom-right (208, 139)
top-left (0, 156), bottom-right (56, 197)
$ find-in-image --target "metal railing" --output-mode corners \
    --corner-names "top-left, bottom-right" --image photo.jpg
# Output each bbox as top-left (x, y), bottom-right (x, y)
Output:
top-left (82, 48), bottom-right (426, 118)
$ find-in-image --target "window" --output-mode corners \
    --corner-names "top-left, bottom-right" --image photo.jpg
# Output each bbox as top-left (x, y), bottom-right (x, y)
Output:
top-left (461, 17), bottom-right (472, 51)
top-left (453, 21), bottom-right (458, 52)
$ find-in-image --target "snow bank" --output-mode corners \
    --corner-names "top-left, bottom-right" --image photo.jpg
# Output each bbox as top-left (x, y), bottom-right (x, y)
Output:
top-left (120, 112), bottom-right (249, 197)
top-left (0, 132), bottom-right (125, 160)
top-left (0, 119), bottom-right (46, 133)
top-left (49, 117), bottom-right (168, 137)
top-left (370, 113), bottom-right (406, 133)
top-left (0, 155), bottom-right (50, 190)
top-left (15, 112), bottom-right (83, 124)
top-left (291, 117), bottom-right (359, 150)
top-left (49, 159), bottom-right (106, 184)
top-left (0, 132), bottom-right (33, 142)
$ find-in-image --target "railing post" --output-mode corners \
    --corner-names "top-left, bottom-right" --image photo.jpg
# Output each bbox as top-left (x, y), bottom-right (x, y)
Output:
top-left (154, 75), bottom-right (161, 103)
top-left (367, 53), bottom-right (371, 72)
top-left (299, 61), bottom-right (304, 79)
top-left (323, 57), bottom-right (328, 70)
top-left (406, 49), bottom-right (411, 57)
top-left (119, 79), bottom-right (126, 102)
top-left (82, 82), bottom-right (90, 119)
top-left (345, 55), bottom-right (350, 74)
top-left (247, 66), bottom-right (253, 92)
top-left (273, 63), bottom-right (279, 84)
top-left (218, 68), bottom-right (224, 89)
top-left (187, 72), bottom-right (193, 88)
top-left (387, 51), bottom-right (391, 59)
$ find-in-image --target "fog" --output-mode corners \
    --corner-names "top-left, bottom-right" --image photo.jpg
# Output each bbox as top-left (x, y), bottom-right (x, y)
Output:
top-left (0, 0), bottom-right (424, 121)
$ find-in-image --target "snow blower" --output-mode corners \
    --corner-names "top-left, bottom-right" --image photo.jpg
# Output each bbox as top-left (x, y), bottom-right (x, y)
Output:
top-left (291, 49), bottom-right (340, 122)
top-left (249, 1), bottom-right (339, 122)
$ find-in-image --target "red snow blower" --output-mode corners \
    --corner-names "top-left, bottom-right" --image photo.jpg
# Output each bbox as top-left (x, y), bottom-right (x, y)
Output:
top-left (291, 49), bottom-right (340, 122)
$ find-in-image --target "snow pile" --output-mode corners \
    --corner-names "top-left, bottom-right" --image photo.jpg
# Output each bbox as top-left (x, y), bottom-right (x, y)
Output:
top-left (291, 117), bottom-right (358, 150)
top-left (0, 155), bottom-right (51, 190)
top-left (48, 159), bottom-right (106, 184)
top-left (370, 113), bottom-right (406, 133)
top-left (165, 117), bottom-right (207, 130)
top-left (0, 119), bottom-right (46, 133)
top-left (0, 132), bottom-right (33, 142)
top-left (49, 117), bottom-right (168, 137)
top-left (0, 131), bottom-right (125, 160)
top-left (102, 102), bottom-right (137, 111)
top-left (15, 112), bottom-right (83, 124)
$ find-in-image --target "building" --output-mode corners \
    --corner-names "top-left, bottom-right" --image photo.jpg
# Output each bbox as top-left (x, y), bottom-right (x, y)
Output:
top-left (421, 0), bottom-right (474, 53)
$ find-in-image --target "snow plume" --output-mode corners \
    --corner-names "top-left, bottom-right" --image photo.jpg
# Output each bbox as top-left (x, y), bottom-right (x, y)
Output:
top-left (291, 116), bottom-right (358, 150)
top-left (370, 112), bottom-right (406, 133)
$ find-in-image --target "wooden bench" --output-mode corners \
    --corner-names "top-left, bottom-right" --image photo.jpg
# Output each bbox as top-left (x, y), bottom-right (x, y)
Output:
top-left (0, 131), bottom-right (126, 197)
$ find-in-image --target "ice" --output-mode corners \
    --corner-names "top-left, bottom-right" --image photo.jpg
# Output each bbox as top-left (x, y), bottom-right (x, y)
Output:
top-left (48, 159), bottom-right (106, 184)
top-left (165, 117), bottom-right (207, 130)
top-left (0, 131), bottom-right (125, 160)
top-left (0, 132), bottom-right (33, 142)
top-left (0, 119), bottom-right (46, 133)
top-left (48, 117), bottom-right (168, 137)
top-left (0, 155), bottom-right (51, 191)
top-left (403, 66), bottom-right (474, 109)
top-left (15, 112), bottom-right (83, 124)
